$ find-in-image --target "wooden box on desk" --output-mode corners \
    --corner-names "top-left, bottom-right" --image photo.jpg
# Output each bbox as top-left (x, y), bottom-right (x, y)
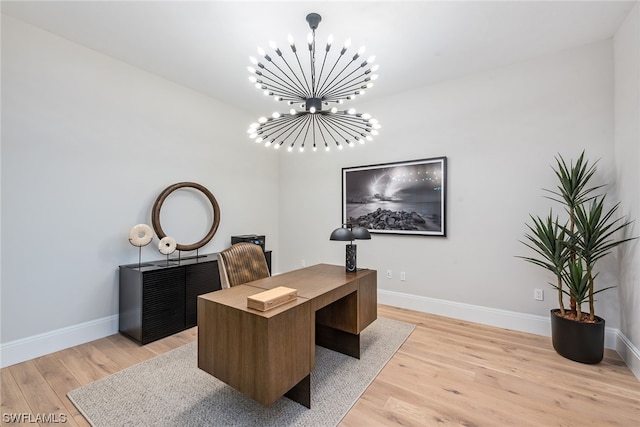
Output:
top-left (247, 286), bottom-right (297, 311)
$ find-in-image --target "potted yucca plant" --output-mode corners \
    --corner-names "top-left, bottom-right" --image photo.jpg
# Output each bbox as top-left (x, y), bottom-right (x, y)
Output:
top-left (519, 151), bottom-right (636, 364)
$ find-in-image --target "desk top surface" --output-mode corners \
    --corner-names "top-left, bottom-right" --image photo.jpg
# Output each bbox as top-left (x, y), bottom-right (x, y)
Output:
top-left (247, 264), bottom-right (374, 296)
top-left (198, 264), bottom-right (375, 316)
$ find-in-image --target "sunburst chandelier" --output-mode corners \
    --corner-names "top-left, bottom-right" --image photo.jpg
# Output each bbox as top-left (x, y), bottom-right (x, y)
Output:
top-left (247, 13), bottom-right (380, 152)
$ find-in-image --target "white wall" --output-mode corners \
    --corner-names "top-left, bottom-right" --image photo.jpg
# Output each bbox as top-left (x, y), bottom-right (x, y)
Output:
top-left (614, 3), bottom-right (640, 377)
top-left (2, 9), bottom-right (637, 372)
top-left (0, 16), bottom-right (279, 363)
top-left (279, 40), bottom-right (619, 327)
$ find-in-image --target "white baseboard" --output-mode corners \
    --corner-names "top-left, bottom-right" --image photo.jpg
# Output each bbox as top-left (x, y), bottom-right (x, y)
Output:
top-left (379, 289), bottom-right (640, 381)
top-left (614, 331), bottom-right (640, 380)
top-left (0, 315), bottom-right (118, 368)
top-left (3, 292), bottom-right (639, 382)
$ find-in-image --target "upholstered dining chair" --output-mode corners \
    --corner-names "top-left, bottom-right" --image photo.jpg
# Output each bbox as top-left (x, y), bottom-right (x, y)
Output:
top-left (217, 242), bottom-right (270, 288)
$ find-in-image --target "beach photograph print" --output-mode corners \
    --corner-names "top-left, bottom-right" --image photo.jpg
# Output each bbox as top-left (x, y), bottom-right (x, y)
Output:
top-left (342, 157), bottom-right (446, 236)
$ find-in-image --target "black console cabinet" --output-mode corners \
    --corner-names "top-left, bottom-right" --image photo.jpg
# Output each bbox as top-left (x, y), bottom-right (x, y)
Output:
top-left (119, 251), bottom-right (271, 344)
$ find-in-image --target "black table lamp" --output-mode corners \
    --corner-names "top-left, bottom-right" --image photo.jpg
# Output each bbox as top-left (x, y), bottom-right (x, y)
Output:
top-left (330, 224), bottom-right (371, 272)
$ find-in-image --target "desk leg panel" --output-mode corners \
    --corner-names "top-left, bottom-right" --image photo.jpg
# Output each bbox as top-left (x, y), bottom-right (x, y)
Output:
top-left (358, 273), bottom-right (378, 331)
top-left (315, 291), bottom-right (359, 334)
top-left (198, 298), bottom-right (311, 407)
top-left (284, 374), bottom-right (311, 409)
top-left (260, 303), bottom-right (312, 406)
top-left (315, 324), bottom-right (360, 359)
top-left (198, 299), bottom-right (240, 382)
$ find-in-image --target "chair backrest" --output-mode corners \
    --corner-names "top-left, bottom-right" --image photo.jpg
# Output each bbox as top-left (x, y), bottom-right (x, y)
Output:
top-left (217, 242), bottom-right (270, 288)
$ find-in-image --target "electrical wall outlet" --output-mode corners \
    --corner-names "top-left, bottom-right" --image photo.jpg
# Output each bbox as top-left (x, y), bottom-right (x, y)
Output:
top-left (386, 269), bottom-right (392, 279)
top-left (400, 272), bottom-right (406, 281)
top-left (301, 259), bottom-right (306, 267)
top-left (534, 288), bottom-right (544, 301)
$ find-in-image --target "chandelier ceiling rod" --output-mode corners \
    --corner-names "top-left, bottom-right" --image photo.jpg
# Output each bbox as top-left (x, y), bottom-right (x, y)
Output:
top-left (247, 13), bottom-right (381, 153)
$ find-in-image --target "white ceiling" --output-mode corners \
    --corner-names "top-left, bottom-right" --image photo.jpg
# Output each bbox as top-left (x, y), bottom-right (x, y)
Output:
top-left (2, 1), bottom-right (636, 116)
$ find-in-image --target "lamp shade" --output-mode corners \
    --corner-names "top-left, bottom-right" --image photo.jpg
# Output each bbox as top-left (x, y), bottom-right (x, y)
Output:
top-left (351, 226), bottom-right (371, 240)
top-left (329, 227), bottom-right (355, 241)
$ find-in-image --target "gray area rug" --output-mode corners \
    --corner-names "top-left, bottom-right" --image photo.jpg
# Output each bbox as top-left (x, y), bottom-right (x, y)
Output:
top-left (68, 317), bottom-right (414, 426)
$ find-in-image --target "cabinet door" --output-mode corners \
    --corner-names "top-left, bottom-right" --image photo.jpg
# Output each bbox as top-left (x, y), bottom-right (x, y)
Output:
top-left (141, 268), bottom-right (186, 344)
top-left (185, 261), bottom-right (220, 328)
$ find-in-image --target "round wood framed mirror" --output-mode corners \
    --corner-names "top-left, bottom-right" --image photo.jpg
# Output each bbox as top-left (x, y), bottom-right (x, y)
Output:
top-left (151, 182), bottom-right (220, 251)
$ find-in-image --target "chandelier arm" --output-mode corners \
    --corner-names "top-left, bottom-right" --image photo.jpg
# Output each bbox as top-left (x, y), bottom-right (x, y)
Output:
top-left (278, 114), bottom-right (312, 147)
top-left (315, 52), bottom-right (347, 96)
top-left (273, 98), bottom-right (307, 104)
top-left (256, 114), bottom-right (300, 134)
top-left (255, 120), bottom-right (294, 142)
top-left (256, 78), bottom-right (307, 101)
top-left (310, 114), bottom-right (317, 148)
top-left (315, 49), bottom-right (331, 96)
top-left (323, 85), bottom-right (365, 100)
top-left (262, 114), bottom-right (312, 150)
top-left (265, 89), bottom-right (307, 103)
top-left (319, 115), bottom-right (362, 144)
top-left (322, 86), bottom-right (366, 101)
top-left (317, 58), bottom-right (360, 99)
top-left (318, 115), bottom-right (373, 137)
top-left (268, 56), bottom-right (313, 98)
top-left (328, 115), bottom-right (369, 134)
top-left (264, 115), bottom-right (308, 145)
top-left (337, 114), bottom-right (374, 126)
top-left (268, 93), bottom-right (307, 103)
top-left (299, 114), bottom-right (315, 149)
top-left (284, 114), bottom-right (313, 149)
top-left (322, 114), bottom-right (372, 140)
top-left (319, 70), bottom-right (370, 99)
top-left (332, 118), bottom-right (374, 135)
top-left (256, 63), bottom-right (309, 99)
top-left (291, 49), bottom-right (313, 98)
top-left (314, 115), bottom-right (340, 148)
top-left (318, 68), bottom-right (363, 97)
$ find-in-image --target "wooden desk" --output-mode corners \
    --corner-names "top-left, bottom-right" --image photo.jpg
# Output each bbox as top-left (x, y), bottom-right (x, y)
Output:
top-left (197, 264), bottom-right (377, 408)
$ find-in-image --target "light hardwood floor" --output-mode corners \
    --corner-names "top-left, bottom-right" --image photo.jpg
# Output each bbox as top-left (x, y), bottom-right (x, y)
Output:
top-left (2, 304), bottom-right (639, 426)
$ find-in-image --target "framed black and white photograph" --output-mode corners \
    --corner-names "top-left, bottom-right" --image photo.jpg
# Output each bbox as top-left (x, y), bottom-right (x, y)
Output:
top-left (342, 157), bottom-right (447, 236)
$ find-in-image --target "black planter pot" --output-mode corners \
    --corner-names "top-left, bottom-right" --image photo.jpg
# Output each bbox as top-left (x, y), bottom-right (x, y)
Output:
top-left (550, 309), bottom-right (605, 364)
